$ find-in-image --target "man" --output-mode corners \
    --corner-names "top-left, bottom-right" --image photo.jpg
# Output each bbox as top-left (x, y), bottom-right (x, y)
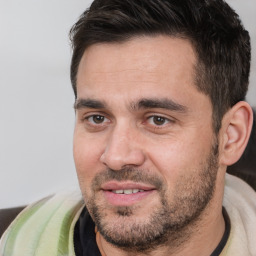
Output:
top-left (0, 0), bottom-right (255, 255)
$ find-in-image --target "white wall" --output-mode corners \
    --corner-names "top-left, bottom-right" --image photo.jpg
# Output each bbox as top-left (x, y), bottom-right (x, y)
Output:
top-left (0, 0), bottom-right (255, 208)
top-left (228, 0), bottom-right (256, 105)
top-left (0, 0), bottom-right (93, 208)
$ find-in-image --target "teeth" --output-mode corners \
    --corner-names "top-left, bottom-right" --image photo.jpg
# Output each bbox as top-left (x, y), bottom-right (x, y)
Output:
top-left (115, 190), bottom-right (124, 194)
top-left (112, 189), bottom-right (144, 194)
top-left (124, 189), bottom-right (133, 194)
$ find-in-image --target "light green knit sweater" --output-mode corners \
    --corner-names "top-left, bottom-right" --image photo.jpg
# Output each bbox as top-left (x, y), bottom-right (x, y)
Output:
top-left (0, 192), bottom-right (84, 256)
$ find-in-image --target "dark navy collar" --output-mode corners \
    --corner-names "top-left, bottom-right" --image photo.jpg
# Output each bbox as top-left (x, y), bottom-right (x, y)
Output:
top-left (210, 207), bottom-right (231, 256)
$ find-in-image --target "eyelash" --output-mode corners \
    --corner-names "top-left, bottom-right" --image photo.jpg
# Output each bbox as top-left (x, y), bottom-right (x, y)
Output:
top-left (146, 115), bottom-right (171, 126)
top-left (82, 113), bottom-right (174, 131)
top-left (84, 114), bottom-right (109, 125)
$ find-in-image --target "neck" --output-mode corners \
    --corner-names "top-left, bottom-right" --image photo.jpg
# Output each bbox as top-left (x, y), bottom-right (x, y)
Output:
top-left (97, 203), bottom-right (225, 256)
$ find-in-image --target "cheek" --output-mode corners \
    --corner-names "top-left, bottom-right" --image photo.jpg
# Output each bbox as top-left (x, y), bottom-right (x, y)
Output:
top-left (147, 137), bottom-right (212, 183)
top-left (73, 133), bottom-right (104, 188)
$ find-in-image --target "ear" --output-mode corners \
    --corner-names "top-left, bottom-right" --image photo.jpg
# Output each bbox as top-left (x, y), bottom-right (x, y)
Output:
top-left (219, 101), bottom-right (253, 166)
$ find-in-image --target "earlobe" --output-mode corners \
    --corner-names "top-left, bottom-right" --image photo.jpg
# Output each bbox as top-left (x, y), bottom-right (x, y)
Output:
top-left (220, 101), bottom-right (253, 166)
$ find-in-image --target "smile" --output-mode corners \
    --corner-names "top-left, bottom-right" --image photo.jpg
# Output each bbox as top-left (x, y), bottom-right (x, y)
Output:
top-left (112, 189), bottom-right (145, 194)
top-left (100, 181), bottom-right (156, 206)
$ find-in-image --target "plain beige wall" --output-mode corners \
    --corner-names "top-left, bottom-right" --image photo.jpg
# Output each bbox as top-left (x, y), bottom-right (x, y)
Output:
top-left (0, 0), bottom-right (255, 208)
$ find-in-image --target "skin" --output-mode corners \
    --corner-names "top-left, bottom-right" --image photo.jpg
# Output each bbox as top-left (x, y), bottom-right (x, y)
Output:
top-left (73, 36), bottom-right (228, 256)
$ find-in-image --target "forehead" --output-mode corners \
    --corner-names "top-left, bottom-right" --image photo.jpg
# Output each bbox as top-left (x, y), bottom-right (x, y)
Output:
top-left (76, 35), bottom-right (205, 108)
top-left (77, 36), bottom-right (196, 79)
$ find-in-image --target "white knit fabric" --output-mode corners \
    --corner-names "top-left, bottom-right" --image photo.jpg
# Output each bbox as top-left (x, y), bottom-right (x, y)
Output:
top-left (222, 174), bottom-right (256, 256)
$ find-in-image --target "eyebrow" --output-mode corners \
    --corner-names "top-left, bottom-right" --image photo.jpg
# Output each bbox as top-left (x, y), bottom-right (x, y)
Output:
top-left (74, 98), bottom-right (106, 110)
top-left (132, 98), bottom-right (187, 112)
top-left (74, 97), bottom-right (187, 113)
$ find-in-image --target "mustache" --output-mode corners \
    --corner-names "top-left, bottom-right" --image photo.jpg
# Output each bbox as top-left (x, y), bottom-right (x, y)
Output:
top-left (92, 167), bottom-right (163, 191)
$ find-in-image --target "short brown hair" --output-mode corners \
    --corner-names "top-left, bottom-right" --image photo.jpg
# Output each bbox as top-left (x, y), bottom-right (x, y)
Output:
top-left (70, 0), bottom-right (251, 132)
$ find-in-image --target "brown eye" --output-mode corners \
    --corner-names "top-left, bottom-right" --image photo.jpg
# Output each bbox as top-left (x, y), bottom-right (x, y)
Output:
top-left (93, 115), bottom-right (104, 123)
top-left (87, 115), bottom-right (106, 124)
top-left (153, 116), bottom-right (165, 125)
top-left (152, 116), bottom-right (167, 126)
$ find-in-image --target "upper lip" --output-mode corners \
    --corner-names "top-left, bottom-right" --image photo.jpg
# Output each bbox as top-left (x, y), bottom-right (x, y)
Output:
top-left (101, 181), bottom-right (156, 191)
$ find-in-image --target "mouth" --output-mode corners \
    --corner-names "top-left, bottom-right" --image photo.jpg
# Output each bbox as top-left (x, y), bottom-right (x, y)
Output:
top-left (101, 182), bottom-right (156, 206)
top-left (111, 189), bottom-right (146, 194)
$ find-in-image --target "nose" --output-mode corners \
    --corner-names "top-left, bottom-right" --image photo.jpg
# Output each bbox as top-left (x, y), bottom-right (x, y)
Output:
top-left (100, 125), bottom-right (146, 171)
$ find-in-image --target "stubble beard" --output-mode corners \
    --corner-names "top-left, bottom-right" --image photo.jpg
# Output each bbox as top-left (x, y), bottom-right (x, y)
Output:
top-left (83, 143), bottom-right (219, 253)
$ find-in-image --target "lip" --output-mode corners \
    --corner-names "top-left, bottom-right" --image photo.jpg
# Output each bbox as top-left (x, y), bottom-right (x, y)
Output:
top-left (101, 181), bottom-right (156, 206)
top-left (101, 181), bottom-right (156, 191)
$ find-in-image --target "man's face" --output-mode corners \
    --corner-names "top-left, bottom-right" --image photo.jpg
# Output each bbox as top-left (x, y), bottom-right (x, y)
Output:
top-left (74, 36), bottom-right (219, 251)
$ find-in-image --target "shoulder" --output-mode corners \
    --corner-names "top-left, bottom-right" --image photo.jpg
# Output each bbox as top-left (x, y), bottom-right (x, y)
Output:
top-left (224, 173), bottom-right (256, 214)
top-left (0, 191), bottom-right (84, 256)
top-left (223, 174), bottom-right (256, 256)
top-left (224, 173), bottom-right (256, 204)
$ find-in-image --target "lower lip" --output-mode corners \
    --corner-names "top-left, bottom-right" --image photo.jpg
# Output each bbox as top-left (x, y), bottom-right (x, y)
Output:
top-left (103, 190), bottom-right (155, 206)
